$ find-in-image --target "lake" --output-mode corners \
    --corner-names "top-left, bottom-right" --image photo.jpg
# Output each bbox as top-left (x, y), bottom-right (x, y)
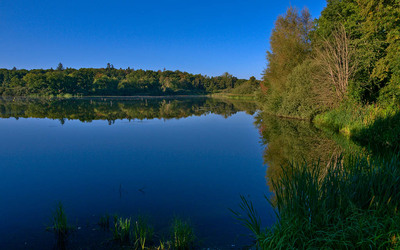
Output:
top-left (0, 97), bottom-right (346, 249)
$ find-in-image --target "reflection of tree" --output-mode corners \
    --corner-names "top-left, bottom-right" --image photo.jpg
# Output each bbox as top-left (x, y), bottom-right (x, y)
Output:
top-left (0, 97), bottom-right (258, 123)
top-left (255, 113), bottom-right (346, 194)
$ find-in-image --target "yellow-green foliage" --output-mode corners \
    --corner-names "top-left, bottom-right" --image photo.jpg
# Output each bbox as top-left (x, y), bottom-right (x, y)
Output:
top-left (229, 76), bottom-right (259, 95)
top-left (132, 216), bottom-right (154, 249)
top-left (314, 103), bottom-right (400, 150)
top-left (275, 60), bottom-right (320, 119)
top-left (113, 217), bottom-right (131, 244)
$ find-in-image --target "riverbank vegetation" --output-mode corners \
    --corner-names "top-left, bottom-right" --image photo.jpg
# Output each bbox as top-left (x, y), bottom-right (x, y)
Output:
top-left (235, 0), bottom-right (400, 248)
top-left (235, 154), bottom-right (400, 249)
top-left (258, 0), bottom-right (400, 150)
top-left (212, 76), bottom-right (261, 100)
top-left (0, 66), bottom-right (250, 97)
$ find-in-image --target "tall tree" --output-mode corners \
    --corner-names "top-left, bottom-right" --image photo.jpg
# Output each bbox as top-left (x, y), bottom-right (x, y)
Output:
top-left (263, 7), bottom-right (313, 93)
top-left (57, 63), bottom-right (64, 71)
top-left (314, 25), bottom-right (356, 105)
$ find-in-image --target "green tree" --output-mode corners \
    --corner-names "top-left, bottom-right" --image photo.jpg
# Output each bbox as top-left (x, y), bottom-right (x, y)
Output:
top-left (57, 63), bottom-right (64, 71)
top-left (23, 73), bottom-right (48, 94)
top-left (263, 7), bottom-right (313, 93)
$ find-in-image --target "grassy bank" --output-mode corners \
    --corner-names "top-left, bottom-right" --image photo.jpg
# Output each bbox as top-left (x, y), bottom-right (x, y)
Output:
top-left (234, 154), bottom-right (400, 249)
top-left (210, 92), bottom-right (256, 100)
top-left (314, 103), bottom-right (400, 152)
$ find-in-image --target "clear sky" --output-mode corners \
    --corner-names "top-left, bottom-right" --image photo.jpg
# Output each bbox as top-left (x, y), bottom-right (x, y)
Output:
top-left (0, 0), bottom-right (326, 79)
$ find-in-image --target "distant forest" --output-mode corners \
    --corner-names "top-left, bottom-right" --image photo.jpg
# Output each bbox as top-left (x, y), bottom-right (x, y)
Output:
top-left (0, 64), bottom-right (258, 96)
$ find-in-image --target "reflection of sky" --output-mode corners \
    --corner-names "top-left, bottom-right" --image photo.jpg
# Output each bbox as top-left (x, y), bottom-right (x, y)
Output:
top-left (0, 112), bottom-right (274, 248)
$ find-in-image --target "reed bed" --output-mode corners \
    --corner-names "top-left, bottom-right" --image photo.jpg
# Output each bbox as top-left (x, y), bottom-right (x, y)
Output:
top-left (234, 154), bottom-right (400, 249)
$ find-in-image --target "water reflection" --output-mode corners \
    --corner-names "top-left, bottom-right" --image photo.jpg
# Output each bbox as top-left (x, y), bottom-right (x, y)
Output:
top-left (0, 97), bottom-right (369, 248)
top-left (254, 112), bottom-right (364, 194)
top-left (0, 97), bottom-right (258, 123)
top-left (0, 97), bottom-right (265, 249)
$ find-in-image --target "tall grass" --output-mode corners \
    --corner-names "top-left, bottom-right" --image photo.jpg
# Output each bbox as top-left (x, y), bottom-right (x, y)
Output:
top-left (113, 217), bottom-right (131, 244)
top-left (112, 215), bottom-right (154, 249)
top-left (47, 202), bottom-right (74, 247)
top-left (132, 216), bottom-right (154, 249)
top-left (171, 218), bottom-right (195, 249)
top-left (314, 103), bottom-right (400, 151)
top-left (233, 154), bottom-right (400, 249)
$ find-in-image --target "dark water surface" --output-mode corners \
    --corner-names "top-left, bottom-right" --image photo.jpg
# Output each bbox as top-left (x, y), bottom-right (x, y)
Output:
top-left (0, 97), bottom-right (275, 249)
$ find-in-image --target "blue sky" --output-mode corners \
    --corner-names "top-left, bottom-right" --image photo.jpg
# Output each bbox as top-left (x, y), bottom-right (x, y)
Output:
top-left (0, 0), bottom-right (326, 79)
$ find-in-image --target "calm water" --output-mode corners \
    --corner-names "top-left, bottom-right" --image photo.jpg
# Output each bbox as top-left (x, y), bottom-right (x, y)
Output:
top-left (0, 97), bottom-right (348, 249)
top-left (0, 97), bottom-right (273, 249)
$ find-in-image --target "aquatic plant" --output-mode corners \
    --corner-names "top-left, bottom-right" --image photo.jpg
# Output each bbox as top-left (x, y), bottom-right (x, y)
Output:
top-left (113, 217), bottom-right (131, 244)
top-left (157, 240), bottom-right (171, 250)
top-left (233, 154), bottom-right (400, 249)
top-left (47, 202), bottom-right (74, 246)
top-left (171, 218), bottom-right (195, 249)
top-left (132, 216), bottom-right (154, 249)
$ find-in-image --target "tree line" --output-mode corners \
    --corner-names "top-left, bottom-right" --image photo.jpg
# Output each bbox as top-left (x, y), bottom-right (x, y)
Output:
top-left (0, 64), bottom-right (254, 96)
top-left (259, 0), bottom-right (400, 120)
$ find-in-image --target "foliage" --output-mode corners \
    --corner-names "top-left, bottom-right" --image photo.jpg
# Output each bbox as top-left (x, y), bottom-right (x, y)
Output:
top-left (259, 7), bottom-right (316, 119)
top-left (276, 60), bottom-right (320, 119)
top-left (234, 154), bottom-right (400, 249)
top-left (0, 66), bottom-right (248, 97)
top-left (260, 0), bottom-right (400, 122)
top-left (262, 7), bottom-right (313, 93)
top-left (317, 0), bottom-right (400, 104)
top-left (228, 76), bottom-right (260, 95)
top-left (314, 102), bottom-right (400, 151)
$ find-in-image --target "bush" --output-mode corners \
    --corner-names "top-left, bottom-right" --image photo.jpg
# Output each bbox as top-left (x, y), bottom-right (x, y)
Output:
top-left (277, 60), bottom-right (319, 119)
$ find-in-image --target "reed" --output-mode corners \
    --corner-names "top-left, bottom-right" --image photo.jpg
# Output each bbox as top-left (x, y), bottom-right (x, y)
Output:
top-left (233, 154), bottom-right (400, 249)
top-left (113, 217), bottom-right (131, 244)
top-left (171, 218), bottom-right (195, 249)
top-left (47, 202), bottom-right (74, 247)
top-left (132, 216), bottom-right (154, 249)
